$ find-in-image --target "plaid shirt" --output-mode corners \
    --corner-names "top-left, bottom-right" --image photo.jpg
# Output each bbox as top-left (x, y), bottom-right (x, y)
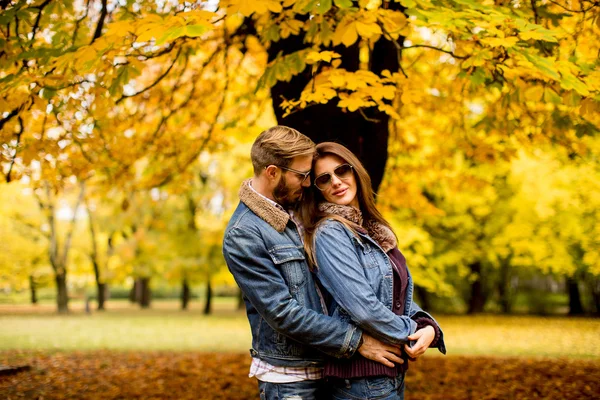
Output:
top-left (249, 357), bottom-right (323, 383)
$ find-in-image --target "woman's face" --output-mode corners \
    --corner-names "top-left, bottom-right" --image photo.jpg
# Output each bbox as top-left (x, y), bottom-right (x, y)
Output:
top-left (314, 154), bottom-right (359, 209)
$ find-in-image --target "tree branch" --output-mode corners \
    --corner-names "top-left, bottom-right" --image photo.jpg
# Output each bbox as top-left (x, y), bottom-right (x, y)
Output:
top-left (0, 103), bottom-right (26, 131)
top-left (547, 0), bottom-right (598, 12)
top-left (72, 0), bottom-right (91, 46)
top-left (30, 0), bottom-right (53, 45)
top-left (116, 46), bottom-right (182, 104)
top-left (90, 0), bottom-right (108, 45)
top-left (403, 44), bottom-right (469, 59)
top-left (154, 46), bottom-right (232, 188)
top-left (381, 26), bottom-right (408, 78)
top-left (61, 181), bottom-right (86, 266)
top-left (5, 116), bottom-right (23, 183)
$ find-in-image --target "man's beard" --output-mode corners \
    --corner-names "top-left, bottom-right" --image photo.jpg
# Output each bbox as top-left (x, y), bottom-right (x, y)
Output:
top-left (273, 175), bottom-right (303, 209)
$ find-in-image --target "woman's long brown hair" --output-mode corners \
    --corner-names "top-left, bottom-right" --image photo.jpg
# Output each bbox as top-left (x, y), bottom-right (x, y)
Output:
top-left (298, 142), bottom-right (396, 269)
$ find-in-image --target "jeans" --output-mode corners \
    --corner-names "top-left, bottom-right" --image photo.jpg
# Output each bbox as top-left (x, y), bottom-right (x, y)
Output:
top-left (328, 375), bottom-right (405, 400)
top-left (258, 379), bottom-right (328, 400)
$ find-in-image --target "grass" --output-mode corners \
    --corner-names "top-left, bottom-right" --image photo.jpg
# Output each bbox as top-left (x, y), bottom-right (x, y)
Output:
top-left (1, 298), bottom-right (599, 359)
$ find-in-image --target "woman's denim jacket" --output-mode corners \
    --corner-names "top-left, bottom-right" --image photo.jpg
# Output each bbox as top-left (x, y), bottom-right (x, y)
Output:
top-left (314, 220), bottom-right (446, 354)
top-left (222, 185), bottom-right (363, 367)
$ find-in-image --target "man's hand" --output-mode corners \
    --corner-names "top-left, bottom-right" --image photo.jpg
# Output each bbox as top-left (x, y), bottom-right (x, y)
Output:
top-left (357, 333), bottom-right (404, 368)
top-left (404, 325), bottom-right (435, 360)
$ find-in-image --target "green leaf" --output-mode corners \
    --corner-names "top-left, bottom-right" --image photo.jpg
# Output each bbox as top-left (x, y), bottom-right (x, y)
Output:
top-left (156, 26), bottom-right (184, 45)
top-left (560, 74), bottom-right (589, 96)
top-left (185, 24), bottom-right (209, 37)
top-left (316, 0), bottom-right (332, 14)
top-left (334, 0), bottom-right (353, 8)
top-left (42, 87), bottom-right (57, 100)
top-left (520, 51), bottom-right (560, 80)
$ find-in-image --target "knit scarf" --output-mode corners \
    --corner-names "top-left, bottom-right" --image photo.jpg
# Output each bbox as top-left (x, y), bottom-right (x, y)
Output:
top-left (318, 202), bottom-right (397, 253)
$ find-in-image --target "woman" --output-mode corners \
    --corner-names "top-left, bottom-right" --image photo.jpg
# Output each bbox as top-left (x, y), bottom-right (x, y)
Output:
top-left (299, 142), bottom-right (446, 400)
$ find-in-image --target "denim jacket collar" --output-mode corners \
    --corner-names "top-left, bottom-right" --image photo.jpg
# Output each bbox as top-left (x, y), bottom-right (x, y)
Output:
top-left (239, 179), bottom-right (289, 233)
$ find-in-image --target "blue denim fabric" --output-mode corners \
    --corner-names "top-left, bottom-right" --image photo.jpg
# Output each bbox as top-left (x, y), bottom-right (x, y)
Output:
top-left (314, 220), bottom-right (446, 353)
top-left (223, 202), bottom-right (363, 367)
top-left (329, 375), bottom-right (405, 400)
top-left (258, 379), bottom-right (328, 400)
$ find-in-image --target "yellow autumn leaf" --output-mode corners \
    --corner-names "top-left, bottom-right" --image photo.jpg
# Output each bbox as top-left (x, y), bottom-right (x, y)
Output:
top-left (266, 1), bottom-right (283, 13)
top-left (580, 98), bottom-right (599, 117)
top-left (524, 86), bottom-right (543, 102)
top-left (136, 24), bottom-right (167, 42)
top-left (480, 36), bottom-right (519, 48)
top-left (305, 51), bottom-right (341, 64)
top-left (301, 86), bottom-right (338, 104)
top-left (329, 71), bottom-right (346, 88)
top-left (334, 20), bottom-right (359, 47)
top-left (338, 93), bottom-right (374, 112)
top-left (280, 19), bottom-right (304, 39)
top-left (355, 21), bottom-right (382, 38)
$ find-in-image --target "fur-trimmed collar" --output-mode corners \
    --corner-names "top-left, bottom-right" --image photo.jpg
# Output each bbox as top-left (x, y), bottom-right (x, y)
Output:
top-left (319, 202), bottom-right (397, 252)
top-left (239, 179), bottom-right (289, 233)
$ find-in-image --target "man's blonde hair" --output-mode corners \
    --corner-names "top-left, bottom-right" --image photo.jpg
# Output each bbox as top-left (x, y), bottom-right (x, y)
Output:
top-left (251, 126), bottom-right (315, 175)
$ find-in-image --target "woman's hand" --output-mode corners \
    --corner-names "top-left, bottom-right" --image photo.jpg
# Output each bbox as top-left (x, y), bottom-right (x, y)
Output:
top-left (404, 325), bottom-right (435, 360)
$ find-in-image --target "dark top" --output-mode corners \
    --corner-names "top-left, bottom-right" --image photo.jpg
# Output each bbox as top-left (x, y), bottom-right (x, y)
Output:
top-left (325, 247), bottom-right (440, 379)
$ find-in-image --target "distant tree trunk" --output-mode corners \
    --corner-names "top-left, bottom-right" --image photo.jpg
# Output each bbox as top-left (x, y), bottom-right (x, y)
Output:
top-left (55, 271), bottom-right (68, 314)
top-left (129, 280), bottom-right (138, 303)
top-left (181, 279), bottom-right (190, 310)
top-left (29, 275), bottom-right (37, 304)
top-left (139, 277), bottom-right (151, 308)
top-left (204, 279), bottom-right (212, 315)
top-left (414, 286), bottom-right (431, 311)
top-left (86, 201), bottom-right (107, 311)
top-left (567, 275), bottom-right (584, 315)
top-left (467, 262), bottom-right (487, 314)
top-left (497, 261), bottom-right (513, 314)
top-left (90, 259), bottom-right (107, 311)
top-left (96, 282), bottom-right (107, 311)
top-left (237, 288), bottom-right (245, 310)
top-left (589, 275), bottom-right (600, 316)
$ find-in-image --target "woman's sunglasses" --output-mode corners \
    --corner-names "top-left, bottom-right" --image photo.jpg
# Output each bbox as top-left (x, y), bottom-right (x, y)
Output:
top-left (314, 163), bottom-right (354, 191)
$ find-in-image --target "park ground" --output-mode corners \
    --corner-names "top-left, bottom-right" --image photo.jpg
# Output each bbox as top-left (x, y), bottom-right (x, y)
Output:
top-left (1, 299), bottom-right (600, 399)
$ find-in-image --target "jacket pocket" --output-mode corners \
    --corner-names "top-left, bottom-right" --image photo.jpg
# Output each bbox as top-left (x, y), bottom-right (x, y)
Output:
top-left (268, 245), bottom-right (307, 293)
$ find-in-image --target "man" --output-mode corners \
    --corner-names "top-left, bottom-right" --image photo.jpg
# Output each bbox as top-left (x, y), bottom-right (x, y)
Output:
top-left (223, 126), bottom-right (403, 399)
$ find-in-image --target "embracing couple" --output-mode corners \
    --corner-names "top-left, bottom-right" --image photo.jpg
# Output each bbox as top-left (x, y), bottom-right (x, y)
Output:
top-left (223, 126), bottom-right (446, 400)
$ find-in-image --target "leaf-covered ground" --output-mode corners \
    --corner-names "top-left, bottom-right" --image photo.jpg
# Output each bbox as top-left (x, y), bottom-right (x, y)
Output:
top-left (1, 351), bottom-right (598, 400)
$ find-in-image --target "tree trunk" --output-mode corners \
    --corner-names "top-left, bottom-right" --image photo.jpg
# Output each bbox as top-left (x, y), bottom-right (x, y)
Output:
top-left (29, 275), bottom-right (37, 304)
top-left (96, 282), bottom-right (107, 311)
top-left (567, 275), bottom-right (584, 315)
top-left (129, 280), bottom-right (138, 303)
top-left (267, 6), bottom-right (404, 192)
top-left (414, 285), bottom-right (431, 311)
top-left (497, 261), bottom-right (513, 314)
top-left (237, 288), bottom-right (245, 311)
top-left (55, 271), bottom-right (69, 314)
top-left (589, 275), bottom-right (600, 316)
top-left (91, 258), bottom-right (107, 310)
top-left (139, 277), bottom-right (151, 308)
top-left (203, 279), bottom-right (212, 315)
top-left (181, 279), bottom-right (190, 310)
top-left (467, 262), bottom-right (487, 314)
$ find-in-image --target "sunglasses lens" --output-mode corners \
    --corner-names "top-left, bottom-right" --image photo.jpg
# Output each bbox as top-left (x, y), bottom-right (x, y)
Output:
top-left (335, 164), bottom-right (353, 178)
top-left (315, 174), bottom-right (332, 190)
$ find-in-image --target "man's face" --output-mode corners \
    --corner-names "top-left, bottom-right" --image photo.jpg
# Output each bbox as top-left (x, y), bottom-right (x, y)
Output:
top-left (273, 154), bottom-right (313, 208)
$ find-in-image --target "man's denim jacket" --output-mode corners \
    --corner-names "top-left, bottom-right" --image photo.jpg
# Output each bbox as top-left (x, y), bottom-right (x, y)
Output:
top-left (314, 220), bottom-right (447, 354)
top-left (222, 180), bottom-right (363, 367)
